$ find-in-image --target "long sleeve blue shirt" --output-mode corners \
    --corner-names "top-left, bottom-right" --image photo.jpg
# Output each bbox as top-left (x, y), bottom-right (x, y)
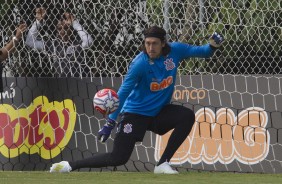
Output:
top-left (109, 42), bottom-right (214, 120)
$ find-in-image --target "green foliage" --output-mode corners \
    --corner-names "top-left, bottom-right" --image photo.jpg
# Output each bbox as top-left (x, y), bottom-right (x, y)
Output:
top-left (0, 0), bottom-right (10, 19)
top-left (180, 0), bottom-right (281, 74)
top-left (0, 0), bottom-right (280, 75)
top-left (147, 0), bottom-right (164, 25)
top-left (147, 0), bottom-right (281, 74)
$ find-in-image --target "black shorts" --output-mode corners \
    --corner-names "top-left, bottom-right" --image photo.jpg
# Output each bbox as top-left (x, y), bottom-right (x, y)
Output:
top-left (116, 113), bottom-right (152, 142)
top-left (115, 104), bottom-right (194, 142)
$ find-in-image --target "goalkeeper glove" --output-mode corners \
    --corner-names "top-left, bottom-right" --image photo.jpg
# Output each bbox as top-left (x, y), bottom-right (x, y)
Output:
top-left (98, 118), bottom-right (116, 143)
top-left (209, 32), bottom-right (224, 48)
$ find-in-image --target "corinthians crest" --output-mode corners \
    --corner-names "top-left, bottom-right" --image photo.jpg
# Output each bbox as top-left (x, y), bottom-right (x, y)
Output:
top-left (164, 58), bottom-right (175, 71)
top-left (123, 123), bottom-right (133, 134)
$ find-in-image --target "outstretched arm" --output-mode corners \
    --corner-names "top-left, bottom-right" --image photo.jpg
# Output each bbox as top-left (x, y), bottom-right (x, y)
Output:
top-left (176, 32), bottom-right (224, 59)
top-left (25, 20), bottom-right (45, 50)
top-left (63, 13), bottom-right (94, 48)
top-left (25, 7), bottom-right (46, 50)
top-left (109, 58), bottom-right (143, 121)
top-left (99, 57), bottom-right (143, 143)
top-left (72, 20), bottom-right (94, 48)
top-left (0, 23), bottom-right (27, 62)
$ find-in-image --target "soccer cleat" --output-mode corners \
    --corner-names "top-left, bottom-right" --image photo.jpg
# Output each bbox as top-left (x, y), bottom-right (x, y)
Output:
top-left (50, 161), bottom-right (72, 173)
top-left (154, 162), bottom-right (179, 174)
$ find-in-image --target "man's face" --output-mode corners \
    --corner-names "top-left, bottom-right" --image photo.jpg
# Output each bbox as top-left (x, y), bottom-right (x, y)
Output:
top-left (57, 21), bottom-right (71, 41)
top-left (144, 37), bottom-right (165, 59)
top-left (35, 7), bottom-right (46, 21)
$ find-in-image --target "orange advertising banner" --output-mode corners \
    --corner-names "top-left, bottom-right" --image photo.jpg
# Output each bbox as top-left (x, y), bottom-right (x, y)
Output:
top-left (155, 107), bottom-right (270, 165)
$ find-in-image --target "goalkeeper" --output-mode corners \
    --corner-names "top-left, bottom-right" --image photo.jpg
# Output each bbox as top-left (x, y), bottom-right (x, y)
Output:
top-left (50, 25), bottom-right (224, 174)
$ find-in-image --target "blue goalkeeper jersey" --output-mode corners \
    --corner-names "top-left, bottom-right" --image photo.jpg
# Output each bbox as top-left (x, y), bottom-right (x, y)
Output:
top-left (109, 42), bottom-right (214, 120)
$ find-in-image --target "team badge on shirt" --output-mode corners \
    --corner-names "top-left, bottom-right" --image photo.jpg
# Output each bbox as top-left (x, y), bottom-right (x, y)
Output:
top-left (164, 58), bottom-right (175, 71)
top-left (123, 123), bottom-right (133, 134)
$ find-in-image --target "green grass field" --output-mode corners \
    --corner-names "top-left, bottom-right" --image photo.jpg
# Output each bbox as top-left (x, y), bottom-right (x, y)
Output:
top-left (1, 171), bottom-right (282, 184)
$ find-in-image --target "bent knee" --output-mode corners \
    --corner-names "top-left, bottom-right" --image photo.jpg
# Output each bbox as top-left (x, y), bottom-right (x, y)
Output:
top-left (180, 107), bottom-right (195, 123)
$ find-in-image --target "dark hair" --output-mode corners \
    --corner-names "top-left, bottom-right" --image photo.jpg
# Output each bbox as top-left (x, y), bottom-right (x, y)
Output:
top-left (140, 26), bottom-right (171, 56)
top-left (35, 0), bottom-right (48, 9)
top-left (56, 21), bottom-right (77, 42)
